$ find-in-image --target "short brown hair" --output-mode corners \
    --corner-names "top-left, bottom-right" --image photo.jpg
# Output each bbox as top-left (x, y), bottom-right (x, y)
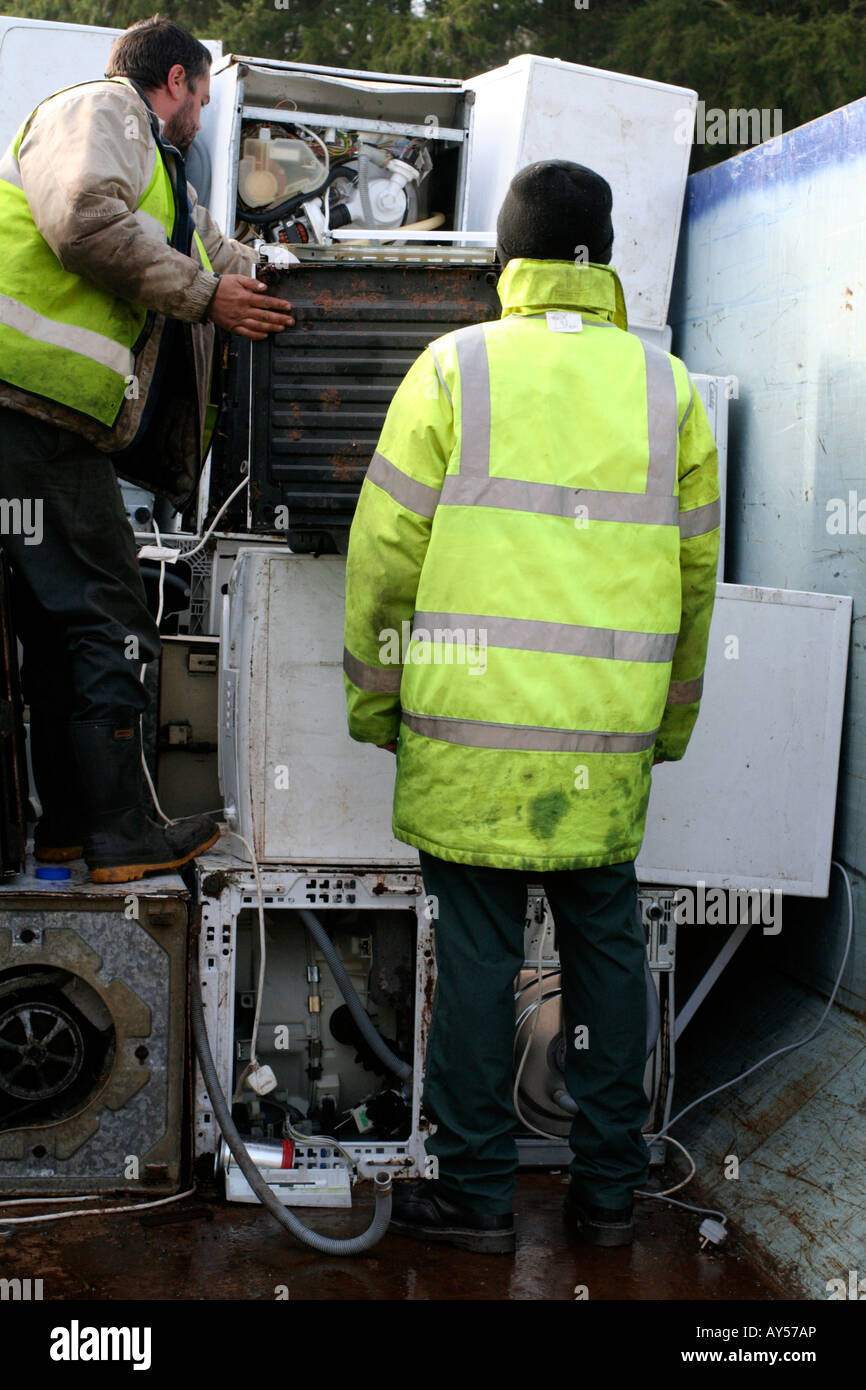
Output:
top-left (106, 16), bottom-right (211, 91)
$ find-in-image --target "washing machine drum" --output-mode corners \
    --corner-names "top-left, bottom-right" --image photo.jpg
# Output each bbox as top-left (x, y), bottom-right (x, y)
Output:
top-left (0, 966), bottom-right (115, 1129)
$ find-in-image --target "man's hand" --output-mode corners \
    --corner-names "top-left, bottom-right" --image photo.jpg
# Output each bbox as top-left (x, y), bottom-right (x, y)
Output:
top-left (207, 275), bottom-right (295, 340)
top-left (378, 741), bottom-right (398, 754)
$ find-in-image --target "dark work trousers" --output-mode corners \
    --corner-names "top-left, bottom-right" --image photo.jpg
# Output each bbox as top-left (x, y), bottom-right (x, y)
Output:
top-left (419, 850), bottom-right (650, 1215)
top-left (0, 406), bottom-right (160, 722)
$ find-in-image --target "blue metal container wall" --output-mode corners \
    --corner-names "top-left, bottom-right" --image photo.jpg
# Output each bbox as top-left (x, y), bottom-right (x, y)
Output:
top-left (669, 97), bottom-right (866, 1013)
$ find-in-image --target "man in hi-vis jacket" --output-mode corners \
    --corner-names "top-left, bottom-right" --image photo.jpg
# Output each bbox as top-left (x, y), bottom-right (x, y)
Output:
top-left (344, 162), bottom-right (720, 1252)
top-left (0, 17), bottom-right (293, 883)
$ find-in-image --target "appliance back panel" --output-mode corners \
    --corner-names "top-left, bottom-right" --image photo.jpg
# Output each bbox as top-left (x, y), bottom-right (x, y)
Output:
top-left (246, 262), bottom-right (501, 549)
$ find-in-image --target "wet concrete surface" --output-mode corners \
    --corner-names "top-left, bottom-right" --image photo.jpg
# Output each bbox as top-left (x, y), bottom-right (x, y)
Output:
top-left (0, 1173), bottom-right (792, 1300)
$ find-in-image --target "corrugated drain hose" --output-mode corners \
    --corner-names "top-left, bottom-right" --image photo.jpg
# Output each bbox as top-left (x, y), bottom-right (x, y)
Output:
top-left (298, 909), bottom-right (413, 1087)
top-left (190, 970), bottom-right (392, 1255)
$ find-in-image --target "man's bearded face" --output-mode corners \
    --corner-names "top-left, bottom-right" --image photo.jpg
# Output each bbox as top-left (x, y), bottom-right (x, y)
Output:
top-left (163, 85), bottom-right (199, 156)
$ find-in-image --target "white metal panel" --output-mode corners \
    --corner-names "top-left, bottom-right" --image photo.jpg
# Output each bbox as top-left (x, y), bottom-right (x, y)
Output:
top-left (463, 54), bottom-right (696, 330)
top-left (0, 16), bottom-right (123, 152)
top-left (691, 374), bottom-right (730, 580)
top-left (0, 17), bottom-right (220, 155)
top-left (222, 566), bottom-right (849, 893)
top-left (221, 551), bottom-right (417, 865)
top-left (198, 59), bottom-right (242, 231)
top-left (638, 584), bottom-right (852, 895)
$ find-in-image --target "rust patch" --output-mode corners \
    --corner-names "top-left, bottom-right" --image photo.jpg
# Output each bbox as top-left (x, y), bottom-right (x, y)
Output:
top-left (320, 387), bottom-right (341, 413)
top-left (330, 451), bottom-right (363, 481)
top-left (422, 960), bottom-right (436, 1036)
top-left (312, 287), bottom-right (388, 311)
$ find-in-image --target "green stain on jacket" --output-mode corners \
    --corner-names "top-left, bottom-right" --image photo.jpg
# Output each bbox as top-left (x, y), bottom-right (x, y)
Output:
top-left (528, 790), bottom-right (569, 841)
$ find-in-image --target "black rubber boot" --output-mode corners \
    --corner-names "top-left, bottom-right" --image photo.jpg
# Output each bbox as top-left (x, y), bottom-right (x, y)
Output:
top-left (389, 1179), bottom-right (516, 1254)
top-left (29, 706), bottom-right (84, 862)
top-left (565, 1182), bottom-right (635, 1247)
top-left (69, 718), bottom-right (220, 884)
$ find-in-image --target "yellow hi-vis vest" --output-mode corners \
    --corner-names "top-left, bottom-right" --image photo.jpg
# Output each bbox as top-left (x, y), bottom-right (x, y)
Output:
top-left (343, 259), bottom-right (721, 871)
top-left (0, 79), bottom-right (212, 429)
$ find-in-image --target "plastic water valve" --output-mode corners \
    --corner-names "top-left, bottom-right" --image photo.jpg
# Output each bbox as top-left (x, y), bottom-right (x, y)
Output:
top-left (247, 1063), bottom-right (278, 1096)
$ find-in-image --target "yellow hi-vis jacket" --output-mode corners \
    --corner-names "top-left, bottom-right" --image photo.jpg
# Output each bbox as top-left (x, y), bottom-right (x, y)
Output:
top-left (343, 258), bottom-right (720, 870)
top-left (0, 79), bottom-right (211, 431)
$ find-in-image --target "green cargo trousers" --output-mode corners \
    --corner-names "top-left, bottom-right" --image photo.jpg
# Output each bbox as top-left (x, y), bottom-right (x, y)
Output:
top-left (419, 851), bottom-right (650, 1215)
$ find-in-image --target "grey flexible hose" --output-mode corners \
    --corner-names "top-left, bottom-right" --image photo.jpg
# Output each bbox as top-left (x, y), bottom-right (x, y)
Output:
top-left (298, 909), bottom-right (413, 1086)
top-left (644, 950), bottom-right (661, 1058)
top-left (190, 970), bottom-right (393, 1255)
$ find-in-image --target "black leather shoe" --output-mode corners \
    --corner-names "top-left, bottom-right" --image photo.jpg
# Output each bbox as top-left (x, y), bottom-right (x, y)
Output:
top-left (565, 1183), bottom-right (634, 1246)
top-left (390, 1179), bottom-right (516, 1254)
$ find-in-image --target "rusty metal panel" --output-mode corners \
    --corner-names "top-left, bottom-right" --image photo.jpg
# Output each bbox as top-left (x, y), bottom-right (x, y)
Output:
top-left (245, 261), bottom-right (501, 548)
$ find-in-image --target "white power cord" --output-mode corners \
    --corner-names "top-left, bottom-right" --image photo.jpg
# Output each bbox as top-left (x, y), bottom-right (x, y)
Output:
top-left (636, 860), bottom-right (855, 1235)
top-left (138, 515), bottom-right (171, 823)
top-left (649, 860), bottom-right (854, 1142)
top-left (226, 829), bottom-right (269, 1095)
top-left (134, 477), bottom-right (251, 826)
top-left (0, 1188), bottom-right (195, 1226)
top-left (222, 830), bottom-right (358, 1175)
top-left (0, 1193), bottom-right (102, 1206)
top-left (635, 1133), bottom-right (695, 1198)
top-left (174, 474), bottom-right (250, 563)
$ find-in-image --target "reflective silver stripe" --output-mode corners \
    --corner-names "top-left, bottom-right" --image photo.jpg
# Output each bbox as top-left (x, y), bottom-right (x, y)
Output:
top-left (412, 611), bottom-right (677, 663)
top-left (454, 323), bottom-right (490, 476)
top-left (444, 315), bottom-right (678, 525)
top-left (0, 291), bottom-right (134, 377)
top-left (679, 377), bottom-right (695, 435)
top-left (343, 647), bottom-right (402, 693)
top-left (679, 498), bottom-right (721, 538)
top-left (0, 150), bottom-right (23, 189)
top-left (134, 207), bottom-right (168, 242)
top-left (365, 449), bottom-right (440, 518)
top-left (439, 474), bottom-right (678, 526)
top-left (642, 340), bottom-right (678, 495)
top-left (429, 346), bottom-right (452, 408)
top-left (402, 710), bottom-right (657, 754)
top-left (667, 675), bottom-right (704, 705)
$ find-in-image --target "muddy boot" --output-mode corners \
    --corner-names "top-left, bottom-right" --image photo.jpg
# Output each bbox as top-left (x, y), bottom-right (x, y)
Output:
top-left (29, 706), bottom-right (84, 862)
top-left (69, 717), bottom-right (220, 884)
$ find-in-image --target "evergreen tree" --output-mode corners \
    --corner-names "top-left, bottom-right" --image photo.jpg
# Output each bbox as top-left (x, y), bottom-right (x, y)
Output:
top-left (1, 0), bottom-right (863, 165)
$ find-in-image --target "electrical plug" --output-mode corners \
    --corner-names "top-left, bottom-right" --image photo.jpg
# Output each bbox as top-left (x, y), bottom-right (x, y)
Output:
top-left (698, 1218), bottom-right (727, 1249)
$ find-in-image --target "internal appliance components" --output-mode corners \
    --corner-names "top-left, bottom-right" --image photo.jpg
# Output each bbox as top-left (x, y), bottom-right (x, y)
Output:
top-left (236, 121), bottom-right (435, 246)
top-left (230, 907), bottom-right (415, 1149)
